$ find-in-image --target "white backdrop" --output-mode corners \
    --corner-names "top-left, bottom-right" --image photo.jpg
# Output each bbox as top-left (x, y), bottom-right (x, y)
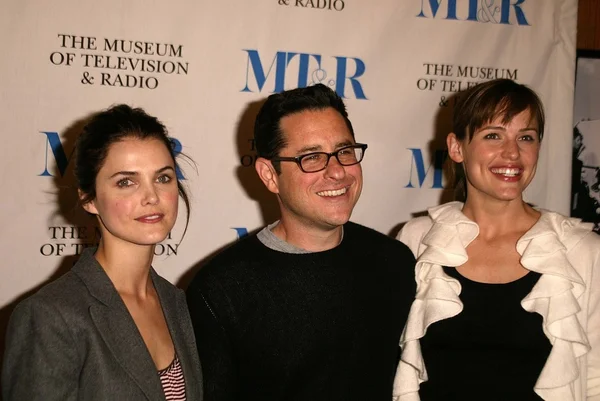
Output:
top-left (0, 0), bottom-right (578, 313)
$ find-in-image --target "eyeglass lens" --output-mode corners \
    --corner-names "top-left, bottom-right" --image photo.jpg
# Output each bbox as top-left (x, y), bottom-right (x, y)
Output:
top-left (300, 146), bottom-right (364, 172)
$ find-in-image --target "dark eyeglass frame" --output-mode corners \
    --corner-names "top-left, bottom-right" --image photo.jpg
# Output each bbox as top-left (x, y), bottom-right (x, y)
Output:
top-left (271, 143), bottom-right (368, 173)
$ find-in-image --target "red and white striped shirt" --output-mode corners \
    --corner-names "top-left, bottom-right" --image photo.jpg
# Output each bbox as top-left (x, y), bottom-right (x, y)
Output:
top-left (158, 354), bottom-right (186, 401)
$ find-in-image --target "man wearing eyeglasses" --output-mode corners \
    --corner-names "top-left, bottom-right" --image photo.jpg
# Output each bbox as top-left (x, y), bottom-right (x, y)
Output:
top-left (186, 84), bottom-right (416, 401)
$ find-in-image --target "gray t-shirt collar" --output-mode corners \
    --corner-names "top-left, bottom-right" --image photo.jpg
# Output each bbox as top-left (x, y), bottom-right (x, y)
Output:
top-left (257, 221), bottom-right (343, 254)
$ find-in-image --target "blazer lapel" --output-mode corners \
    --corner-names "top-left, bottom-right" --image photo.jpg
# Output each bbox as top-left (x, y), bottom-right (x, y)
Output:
top-left (152, 271), bottom-right (203, 400)
top-left (74, 249), bottom-right (165, 401)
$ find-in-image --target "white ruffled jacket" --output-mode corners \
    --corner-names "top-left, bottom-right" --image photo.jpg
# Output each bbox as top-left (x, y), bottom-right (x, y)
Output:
top-left (393, 202), bottom-right (600, 401)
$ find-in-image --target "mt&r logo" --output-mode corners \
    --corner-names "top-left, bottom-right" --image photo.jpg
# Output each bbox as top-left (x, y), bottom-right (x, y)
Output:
top-left (38, 131), bottom-right (185, 179)
top-left (241, 49), bottom-right (367, 99)
top-left (405, 148), bottom-right (449, 189)
top-left (418, 0), bottom-right (530, 25)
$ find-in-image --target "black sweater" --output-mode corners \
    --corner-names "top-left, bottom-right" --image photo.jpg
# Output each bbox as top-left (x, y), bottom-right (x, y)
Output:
top-left (186, 222), bottom-right (416, 401)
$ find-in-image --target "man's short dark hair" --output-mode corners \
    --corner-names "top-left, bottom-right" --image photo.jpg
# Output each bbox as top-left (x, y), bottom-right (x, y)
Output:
top-left (254, 84), bottom-right (354, 173)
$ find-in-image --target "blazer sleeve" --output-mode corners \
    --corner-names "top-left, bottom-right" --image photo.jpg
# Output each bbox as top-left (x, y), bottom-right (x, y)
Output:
top-left (2, 296), bottom-right (80, 401)
top-left (587, 242), bottom-right (600, 400)
top-left (186, 283), bottom-right (237, 401)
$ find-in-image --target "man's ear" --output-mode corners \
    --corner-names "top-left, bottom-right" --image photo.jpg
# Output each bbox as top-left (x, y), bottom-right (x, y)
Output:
top-left (79, 190), bottom-right (98, 215)
top-left (447, 133), bottom-right (464, 163)
top-left (255, 157), bottom-right (280, 194)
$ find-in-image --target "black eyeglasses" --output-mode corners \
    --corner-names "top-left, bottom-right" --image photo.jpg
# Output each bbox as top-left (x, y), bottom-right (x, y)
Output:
top-left (271, 143), bottom-right (368, 173)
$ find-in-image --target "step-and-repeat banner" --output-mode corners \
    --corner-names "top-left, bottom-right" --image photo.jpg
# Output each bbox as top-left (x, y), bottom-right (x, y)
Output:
top-left (0, 0), bottom-right (577, 311)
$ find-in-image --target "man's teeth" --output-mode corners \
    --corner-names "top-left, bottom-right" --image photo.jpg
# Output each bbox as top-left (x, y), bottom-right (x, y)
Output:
top-left (491, 168), bottom-right (521, 177)
top-left (317, 188), bottom-right (347, 197)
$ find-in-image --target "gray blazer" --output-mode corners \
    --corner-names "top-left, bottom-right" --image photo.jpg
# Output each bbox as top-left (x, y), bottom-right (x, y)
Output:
top-left (2, 248), bottom-right (203, 401)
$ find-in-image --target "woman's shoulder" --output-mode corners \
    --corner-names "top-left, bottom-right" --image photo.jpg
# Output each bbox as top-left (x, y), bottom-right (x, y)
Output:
top-left (537, 209), bottom-right (598, 248)
top-left (24, 270), bottom-right (88, 307)
top-left (573, 229), bottom-right (600, 261)
top-left (151, 269), bottom-right (185, 302)
top-left (9, 270), bottom-right (91, 333)
top-left (396, 216), bottom-right (434, 256)
top-left (399, 202), bottom-right (466, 238)
top-left (13, 251), bottom-right (112, 322)
top-left (531, 210), bottom-right (600, 272)
top-left (402, 216), bottom-right (434, 235)
top-left (150, 268), bottom-right (180, 289)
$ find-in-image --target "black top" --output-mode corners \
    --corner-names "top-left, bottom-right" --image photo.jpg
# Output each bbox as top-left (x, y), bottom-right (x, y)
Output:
top-left (186, 222), bottom-right (416, 401)
top-left (419, 267), bottom-right (552, 401)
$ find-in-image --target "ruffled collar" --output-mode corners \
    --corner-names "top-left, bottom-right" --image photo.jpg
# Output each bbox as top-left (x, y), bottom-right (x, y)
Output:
top-left (393, 202), bottom-right (593, 401)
